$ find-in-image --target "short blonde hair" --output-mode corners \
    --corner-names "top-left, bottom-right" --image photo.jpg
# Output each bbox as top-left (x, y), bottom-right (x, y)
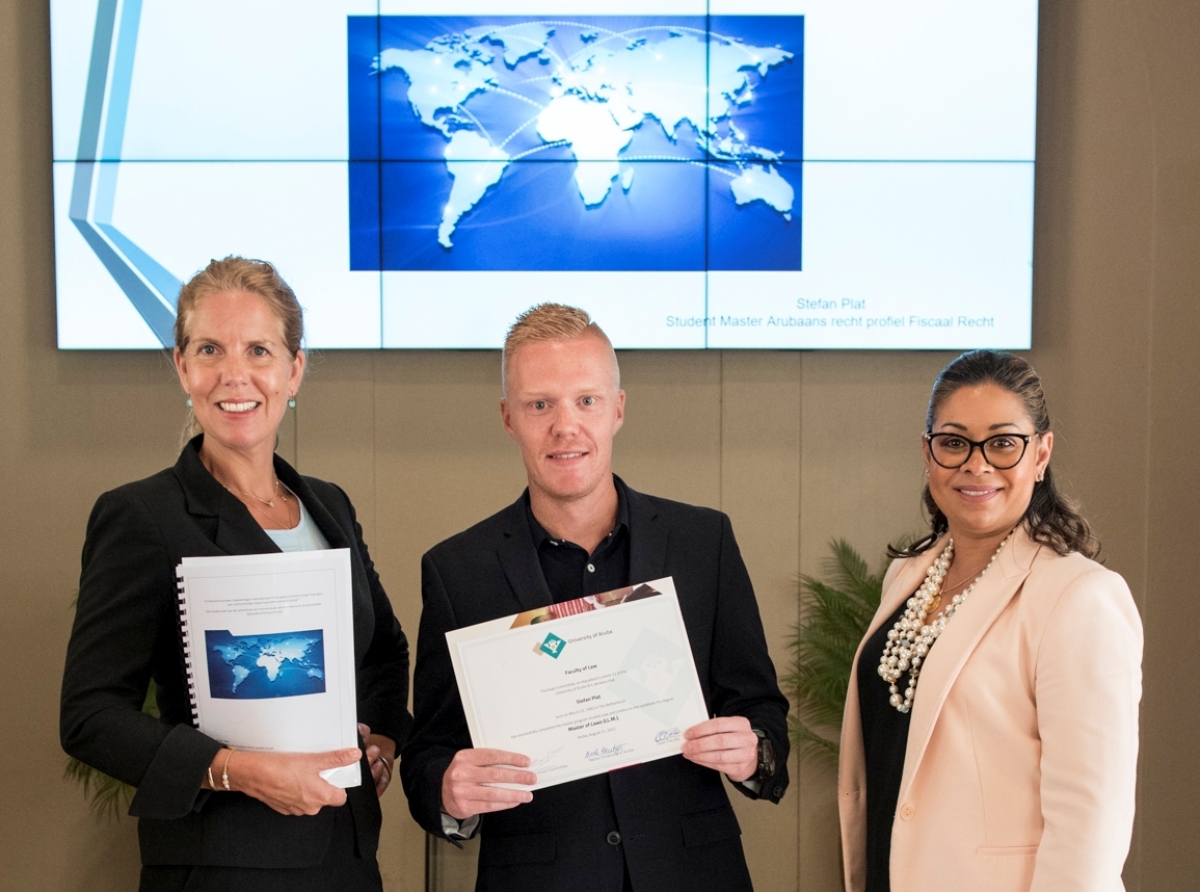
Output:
top-left (502, 303), bottom-right (619, 395)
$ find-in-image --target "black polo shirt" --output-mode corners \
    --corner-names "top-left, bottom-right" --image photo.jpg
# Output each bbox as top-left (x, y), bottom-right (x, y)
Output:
top-left (525, 479), bottom-right (631, 603)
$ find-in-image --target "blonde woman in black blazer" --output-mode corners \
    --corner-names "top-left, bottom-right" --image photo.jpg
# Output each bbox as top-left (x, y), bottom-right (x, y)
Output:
top-left (60, 258), bottom-right (410, 891)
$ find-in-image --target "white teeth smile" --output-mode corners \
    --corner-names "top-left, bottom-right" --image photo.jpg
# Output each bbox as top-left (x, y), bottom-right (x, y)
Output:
top-left (219, 401), bottom-right (258, 413)
top-left (551, 452), bottom-right (584, 459)
top-left (961, 489), bottom-right (992, 496)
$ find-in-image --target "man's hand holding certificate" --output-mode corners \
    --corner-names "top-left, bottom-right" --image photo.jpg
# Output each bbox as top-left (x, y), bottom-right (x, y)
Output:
top-left (445, 577), bottom-right (710, 791)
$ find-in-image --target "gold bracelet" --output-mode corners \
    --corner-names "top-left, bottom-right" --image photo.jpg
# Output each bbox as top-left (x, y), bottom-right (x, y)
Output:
top-left (206, 766), bottom-right (216, 790)
top-left (221, 747), bottom-right (236, 792)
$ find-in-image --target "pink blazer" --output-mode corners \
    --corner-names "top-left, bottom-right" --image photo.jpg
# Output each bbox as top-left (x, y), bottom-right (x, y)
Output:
top-left (838, 529), bottom-right (1142, 892)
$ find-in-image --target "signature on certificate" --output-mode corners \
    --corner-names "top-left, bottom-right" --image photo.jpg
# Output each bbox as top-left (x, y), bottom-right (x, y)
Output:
top-left (585, 743), bottom-right (629, 761)
top-left (528, 746), bottom-right (566, 771)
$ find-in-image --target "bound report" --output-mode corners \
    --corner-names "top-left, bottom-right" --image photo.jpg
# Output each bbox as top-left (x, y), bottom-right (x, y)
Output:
top-left (176, 549), bottom-right (361, 788)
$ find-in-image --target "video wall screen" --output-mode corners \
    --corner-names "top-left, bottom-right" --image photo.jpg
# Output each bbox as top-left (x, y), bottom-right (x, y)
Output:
top-left (51, 0), bottom-right (1038, 350)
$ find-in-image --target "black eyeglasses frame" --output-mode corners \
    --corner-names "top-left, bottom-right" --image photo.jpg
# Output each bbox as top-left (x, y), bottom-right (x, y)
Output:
top-left (924, 432), bottom-right (1035, 470)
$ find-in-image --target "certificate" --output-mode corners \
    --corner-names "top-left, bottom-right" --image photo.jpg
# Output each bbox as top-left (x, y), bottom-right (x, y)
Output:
top-left (445, 577), bottom-right (709, 790)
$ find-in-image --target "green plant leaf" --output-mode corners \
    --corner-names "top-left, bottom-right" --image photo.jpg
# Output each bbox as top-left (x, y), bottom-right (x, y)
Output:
top-left (62, 757), bottom-right (136, 821)
top-left (783, 538), bottom-right (900, 763)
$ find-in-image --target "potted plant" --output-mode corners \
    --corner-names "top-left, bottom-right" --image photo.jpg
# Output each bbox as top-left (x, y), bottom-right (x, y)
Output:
top-left (783, 539), bottom-right (889, 762)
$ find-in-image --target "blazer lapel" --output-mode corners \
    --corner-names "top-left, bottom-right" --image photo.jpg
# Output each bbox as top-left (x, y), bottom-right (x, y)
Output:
top-left (274, 458), bottom-right (352, 551)
top-left (868, 545), bottom-right (945, 645)
top-left (839, 541), bottom-right (945, 850)
top-left (897, 530), bottom-right (1042, 803)
top-left (496, 495), bottom-right (555, 612)
top-left (626, 484), bottom-right (669, 585)
top-left (273, 456), bottom-right (375, 661)
top-left (174, 437), bottom-right (280, 556)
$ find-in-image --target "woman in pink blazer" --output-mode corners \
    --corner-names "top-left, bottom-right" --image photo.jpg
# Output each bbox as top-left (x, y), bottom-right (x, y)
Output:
top-left (838, 350), bottom-right (1142, 892)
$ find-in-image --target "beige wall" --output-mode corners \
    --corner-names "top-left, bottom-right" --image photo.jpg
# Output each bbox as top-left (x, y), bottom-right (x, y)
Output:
top-left (2, 0), bottom-right (1197, 890)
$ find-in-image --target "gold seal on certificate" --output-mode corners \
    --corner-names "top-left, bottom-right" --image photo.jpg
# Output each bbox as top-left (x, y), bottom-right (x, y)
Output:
top-left (445, 577), bottom-right (709, 790)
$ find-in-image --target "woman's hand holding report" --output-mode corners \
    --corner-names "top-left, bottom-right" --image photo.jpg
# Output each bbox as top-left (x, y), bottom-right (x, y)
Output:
top-left (220, 748), bottom-right (362, 816)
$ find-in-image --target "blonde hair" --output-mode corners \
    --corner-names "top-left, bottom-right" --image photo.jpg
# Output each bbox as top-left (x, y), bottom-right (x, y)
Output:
top-left (501, 303), bottom-right (619, 396)
top-left (175, 257), bottom-right (304, 444)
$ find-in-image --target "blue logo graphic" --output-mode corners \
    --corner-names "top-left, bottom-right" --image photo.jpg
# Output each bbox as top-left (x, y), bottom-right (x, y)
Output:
top-left (539, 633), bottom-right (568, 659)
top-left (205, 629), bottom-right (326, 700)
top-left (348, 16), bottom-right (804, 271)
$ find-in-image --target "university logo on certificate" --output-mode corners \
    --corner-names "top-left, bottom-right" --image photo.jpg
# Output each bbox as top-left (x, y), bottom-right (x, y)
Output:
top-left (445, 577), bottom-right (709, 789)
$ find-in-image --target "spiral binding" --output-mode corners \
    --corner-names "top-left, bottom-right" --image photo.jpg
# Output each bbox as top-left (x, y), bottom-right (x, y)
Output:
top-left (176, 564), bottom-right (201, 729)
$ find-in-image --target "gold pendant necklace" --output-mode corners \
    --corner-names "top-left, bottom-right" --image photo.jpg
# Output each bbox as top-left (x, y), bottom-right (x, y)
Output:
top-left (236, 478), bottom-right (287, 509)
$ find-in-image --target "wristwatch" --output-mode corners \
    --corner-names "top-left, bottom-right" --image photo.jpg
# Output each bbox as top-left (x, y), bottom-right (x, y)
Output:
top-left (754, 729), bottom-right (775, 782)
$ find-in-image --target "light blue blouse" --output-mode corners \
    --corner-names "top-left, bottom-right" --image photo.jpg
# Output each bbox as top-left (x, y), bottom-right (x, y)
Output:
top-left (263, 493), bottom-right (331, 553)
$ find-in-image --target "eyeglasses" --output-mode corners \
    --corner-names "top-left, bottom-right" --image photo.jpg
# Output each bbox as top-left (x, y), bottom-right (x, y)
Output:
top-left (924, 432), bottom-right (1035, 470)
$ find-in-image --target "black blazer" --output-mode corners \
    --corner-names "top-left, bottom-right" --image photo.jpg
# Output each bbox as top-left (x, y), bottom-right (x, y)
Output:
top-left (60, 437), bottom-right (412, 868)
top-left (400, 481), bottom-right (789, 892)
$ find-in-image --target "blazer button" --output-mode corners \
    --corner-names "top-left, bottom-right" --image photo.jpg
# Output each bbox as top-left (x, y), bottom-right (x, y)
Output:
top-left (773, 785), bottom-right (784, 798)
top-left (899, 803), bottom-right (916, 821)
top-left (606, 831), bottom-right (622, 846)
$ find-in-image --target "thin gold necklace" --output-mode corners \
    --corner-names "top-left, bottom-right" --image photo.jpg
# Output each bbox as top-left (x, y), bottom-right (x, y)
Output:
top-left (202, 453), bottom-right (290, 512)
top-left (236, 477), bottom-right (288, 509)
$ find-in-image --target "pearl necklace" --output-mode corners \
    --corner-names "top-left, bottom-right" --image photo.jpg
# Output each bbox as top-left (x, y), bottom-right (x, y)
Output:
top-left (877, 532), bottom-right (1013, 714)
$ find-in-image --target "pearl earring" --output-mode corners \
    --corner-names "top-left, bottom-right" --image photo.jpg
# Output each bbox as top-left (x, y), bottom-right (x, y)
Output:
top-left (186, 396), bottom-right (193, 408)
top-left (288, 396), bottom-right (296, 409)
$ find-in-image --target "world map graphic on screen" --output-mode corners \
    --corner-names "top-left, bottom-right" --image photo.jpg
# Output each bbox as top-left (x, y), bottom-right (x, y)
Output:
top-left (51, 1), bottom-right (1036, 350)
top-left (349, 16), bottom-right (805, 271)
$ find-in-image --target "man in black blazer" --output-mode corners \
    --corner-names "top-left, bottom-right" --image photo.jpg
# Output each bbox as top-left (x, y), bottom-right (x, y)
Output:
top-left (400, 304), bottom-right (789, 892)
